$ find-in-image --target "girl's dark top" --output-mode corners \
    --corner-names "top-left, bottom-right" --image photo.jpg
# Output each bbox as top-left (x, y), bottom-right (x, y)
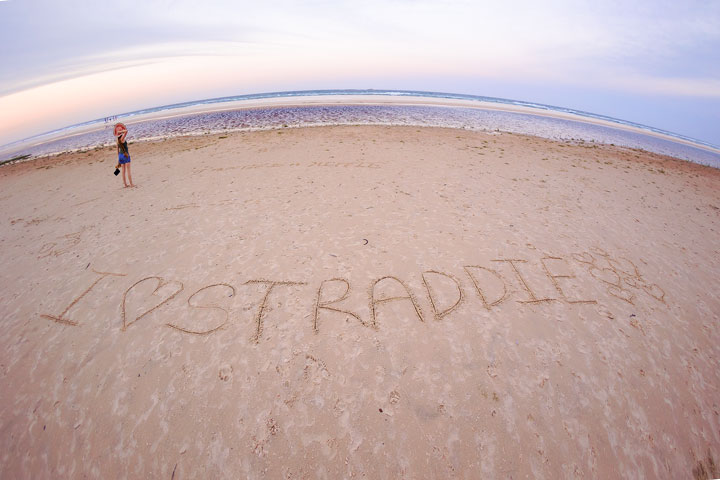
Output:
top-left (117, 138), bottom-right (129, 155)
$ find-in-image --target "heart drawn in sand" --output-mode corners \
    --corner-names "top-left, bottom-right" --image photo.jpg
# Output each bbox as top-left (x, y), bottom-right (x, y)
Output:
top-left (571, 252), bottom-right (595, 266)
top-left (623, 276), bottom-right (642, 289)
top-left (122, 277), bottom-right (184, 331)
top-left (642, 283), bottom-right (666, 303)
top-left (607, 285), bottom-right (635, 305)
top-left (589, 267), bottom-right (621, 287)
top-left (607, 257), bottom-right (640, 279)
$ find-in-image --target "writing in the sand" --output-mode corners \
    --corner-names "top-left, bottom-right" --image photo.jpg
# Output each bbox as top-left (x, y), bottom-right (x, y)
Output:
top-left (41, 248), bottom-right (666, 341)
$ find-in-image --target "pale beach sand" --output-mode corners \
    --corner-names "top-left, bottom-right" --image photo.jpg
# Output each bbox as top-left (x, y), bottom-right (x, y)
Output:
top-left (0, 125), bottom-right (719, 478)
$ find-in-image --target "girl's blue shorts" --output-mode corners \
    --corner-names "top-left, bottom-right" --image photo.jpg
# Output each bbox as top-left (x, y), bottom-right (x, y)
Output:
top-left (118, 153), bottom-right (131, 165)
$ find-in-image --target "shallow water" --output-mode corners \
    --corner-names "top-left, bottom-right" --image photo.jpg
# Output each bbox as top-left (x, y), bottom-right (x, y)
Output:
top-left (2, 100), bottom-right (719, 168)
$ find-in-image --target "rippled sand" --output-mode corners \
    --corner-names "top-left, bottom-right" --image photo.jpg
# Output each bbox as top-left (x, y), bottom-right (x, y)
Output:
top-left (1, 126), bottom-right (718, 478)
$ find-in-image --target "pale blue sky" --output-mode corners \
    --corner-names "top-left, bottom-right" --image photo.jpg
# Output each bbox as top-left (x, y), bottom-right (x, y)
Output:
top-left (1, 0), bottom-right (719, 145)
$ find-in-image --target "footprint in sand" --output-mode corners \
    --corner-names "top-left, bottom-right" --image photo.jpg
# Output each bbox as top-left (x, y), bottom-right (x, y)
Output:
top-left (218, 365), bottom-right (233, 381)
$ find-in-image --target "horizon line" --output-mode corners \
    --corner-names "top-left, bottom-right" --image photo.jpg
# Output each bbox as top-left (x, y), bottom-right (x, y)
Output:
top-left (2, 89), bottom-right (719, 153)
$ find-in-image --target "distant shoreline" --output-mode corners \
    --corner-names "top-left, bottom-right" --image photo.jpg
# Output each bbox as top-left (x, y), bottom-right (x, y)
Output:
top-left (121, 94), bottom-right (720, 154)
top-left (1, 93), bottom-right (719, 168)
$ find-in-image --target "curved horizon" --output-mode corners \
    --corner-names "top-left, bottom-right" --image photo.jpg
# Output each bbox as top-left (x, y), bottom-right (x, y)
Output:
top-left (2, 89), bottom-right (719, 154)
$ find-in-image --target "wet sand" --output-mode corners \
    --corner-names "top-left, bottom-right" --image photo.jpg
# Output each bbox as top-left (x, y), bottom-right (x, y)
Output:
top-left (0, 125), bottom-right (718, 478)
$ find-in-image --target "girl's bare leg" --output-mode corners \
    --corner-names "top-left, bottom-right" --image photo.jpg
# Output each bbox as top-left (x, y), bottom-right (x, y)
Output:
top-left (122, 164), bottom-right (129, 187)
top-left (127, 163), bottom-right (134, 187)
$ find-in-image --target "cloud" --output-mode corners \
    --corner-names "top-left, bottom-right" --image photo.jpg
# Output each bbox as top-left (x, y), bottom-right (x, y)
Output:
top-left (3, 1), bottom-right (719, 97)
top-left (1, 0), bottom-right (719, 145)
top-left (613, 75), bottom-right (720, 97)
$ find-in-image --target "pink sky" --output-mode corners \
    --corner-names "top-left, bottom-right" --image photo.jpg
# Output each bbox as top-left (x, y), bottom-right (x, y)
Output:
top-left (1, 0), bottom-right (719, 146)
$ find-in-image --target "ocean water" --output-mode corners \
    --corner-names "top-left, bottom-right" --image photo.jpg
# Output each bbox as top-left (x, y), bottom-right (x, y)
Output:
top-left (1, 90), bottom-right (719, 168)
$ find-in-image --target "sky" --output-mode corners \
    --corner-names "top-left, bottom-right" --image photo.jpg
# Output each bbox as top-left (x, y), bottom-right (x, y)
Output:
top-left (1, 0), bottom-right (719, 146)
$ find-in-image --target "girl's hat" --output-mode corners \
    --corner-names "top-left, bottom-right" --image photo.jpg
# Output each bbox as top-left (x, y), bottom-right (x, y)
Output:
top-left (114, 123), bottom-right (128, 137)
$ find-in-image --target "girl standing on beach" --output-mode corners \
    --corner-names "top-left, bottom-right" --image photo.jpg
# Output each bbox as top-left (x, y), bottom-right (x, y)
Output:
top-left (115, 124), bottom-right (134, 188)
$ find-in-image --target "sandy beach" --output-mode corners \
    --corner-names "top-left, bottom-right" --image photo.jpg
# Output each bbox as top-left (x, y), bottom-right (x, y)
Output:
top-left (0, 125), bottom-right (718, 478)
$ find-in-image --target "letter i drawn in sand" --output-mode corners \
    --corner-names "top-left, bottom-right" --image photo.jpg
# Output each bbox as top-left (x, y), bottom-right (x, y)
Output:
top-left (41, 268), bottom-right (126, 326)
top-left (492, 259), bottom-right (556, 304)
